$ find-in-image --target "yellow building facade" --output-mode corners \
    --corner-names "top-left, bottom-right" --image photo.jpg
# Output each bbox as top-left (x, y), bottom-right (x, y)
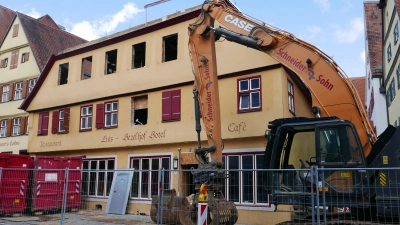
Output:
top-left (21, 6), bottom-right (313, 225)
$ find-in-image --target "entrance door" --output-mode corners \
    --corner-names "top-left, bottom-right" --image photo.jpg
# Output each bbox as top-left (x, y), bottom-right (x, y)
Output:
top-left (181, 165), bottom-right (198, 196)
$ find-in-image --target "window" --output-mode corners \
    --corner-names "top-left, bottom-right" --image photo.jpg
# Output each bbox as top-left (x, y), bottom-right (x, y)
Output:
top-left (0, 58), bottom-right (8, 68)
top-left (25, 116), bottom-right (29, 135)
top-left (398, 64), bottom-right (400, 89)
top-left (387, 79), bottom-right (396, 106)
top-left (132, 96), bottom-right (148, 125)
top-left (221, 153), bottom-right (268, 205)
top-left (368, 72), bottom-right (371, 90)
top-left (368, 89), bottom-right (375, 119)
top-left (12, 118), bottom-right (20, 136)
top-left (14, 82), bottom-right (22, 100)
top-left (105, 101), bottom-right (118, 127)
top-left (21, 52), bottom-right (29, 63)
top-left (162, 90), bottom-right (181, 121)
top-left (82, 159), bottom-right (115, 197)
top-left (387, 43), bottom-right (392, 62)
top-left (29, 78), bottom-right (37, 93)
top-left (105, 50), bottom-right (117, 74)
top-left (80, 105), bottom-right (93, 131)
top-left (10, 50), bottom-right (19, 69)
top-left (38, 112), bottom-right (49, 135)
top-left (1, 85), bottom-right (9, 102)
top-left (12, 24), bottom-right (19, 37)
top-left (132, 42), bottom-right (146, 68)
top-left (0, 120), bottom-right (7, 137)
top-left (288, 80), bottom-right (295, 113)
top-left (130, 156), bottom-right (170, 199)
top-left (81, 56), bottom-right (92, 80)
top-left (58, 63), bottom-right (69, 85)
top-left (395, 21), bottom-right (399, 45)
top-left (52, 108), bottom-right (70, 134)
top-left (238, 76), bottom-right (261, 112)
top-left (163, 34), bottom-right (178, 62)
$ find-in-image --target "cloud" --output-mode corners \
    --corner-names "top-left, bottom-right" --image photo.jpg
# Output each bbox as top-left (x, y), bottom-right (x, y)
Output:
top-left (360, 50), bottom-right (365, 63)
top-left (340, 0), bottom-right (353, 12)
top-left (70, 2), bottom-right (143, 41)
top-left (307, 25), bottom-right (322, 38)
top-left (314, 0), bottom-right (330, 11)
top-left (27, 8), bottom-right (41, 19)
top-left (333, 17), bottom-right (364, 44)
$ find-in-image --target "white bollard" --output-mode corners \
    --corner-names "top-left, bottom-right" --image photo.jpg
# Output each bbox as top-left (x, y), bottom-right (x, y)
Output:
top-left (198, 203), bottom-right (208, 225)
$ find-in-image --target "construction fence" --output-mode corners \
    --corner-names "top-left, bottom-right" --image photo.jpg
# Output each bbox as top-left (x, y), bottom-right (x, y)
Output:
top-left (0, 167), bottom-right (399, 225)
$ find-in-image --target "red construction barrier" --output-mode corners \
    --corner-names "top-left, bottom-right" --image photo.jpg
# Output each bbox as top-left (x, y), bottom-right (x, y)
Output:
top-left (0, 154), bottom-right (32, 214)
top-left (58, 157), bottom-right (82, 210)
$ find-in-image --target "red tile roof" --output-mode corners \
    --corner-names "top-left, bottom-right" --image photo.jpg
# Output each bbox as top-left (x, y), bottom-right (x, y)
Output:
top-left (350, 77), bottom-right (366, 105)
top-left (0, 5), bottom-right (15, 43)
top-left (364, 2), bottom-right (382, 77)
top-left (37, 14), bottom-right (60, 30)
top-left (17, 12), bottom-right (87, 71)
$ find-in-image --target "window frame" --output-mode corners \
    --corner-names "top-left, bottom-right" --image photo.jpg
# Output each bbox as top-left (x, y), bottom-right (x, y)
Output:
top-left (21, 52), bottom-right (29, 63)
top-left (82, 158), bottom-right (115, 198)
top-left (162, 34), bottom-right (178, 62)
top-left (80, 105), bottom-right (93, 131)
top-left (104, 101), bottom-right (118, 128)
top-left (28, 78), bottom-right (37, 94)
top-left (395, 21), bottom-right (399, 45)
top-left (162, 90), bottom-right (181, 122)
top-left (37, 111), bottom-right (49, 135)
top-left (14, 82), bottom-right (23, 100)
top-left (237, 76), bottom-right (262, 113)
top-left (12, 117), bottom-right (20, 136)
top-left (0, 120), bottom-right (7, 137)
top-left (397, 64), bottom-right (400, 89)
top-left (1, 85), bottom-right (9, 102)
top-left (387, 43), bottom-right (392, 62)
top-left (222, 152), bottom-right (270, 206)
top-left (288, 80), bottom-right (295, 114)
top-left (58, 110), bottom-right (65, 133)
top-left (132, 42), bottom-right (146, 69)
top-left (129, 155), bottom-right (171, 200)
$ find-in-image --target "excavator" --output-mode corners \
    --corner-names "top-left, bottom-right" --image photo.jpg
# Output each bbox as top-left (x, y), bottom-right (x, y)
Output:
top-left (150, 0), bottom-right (400, 224)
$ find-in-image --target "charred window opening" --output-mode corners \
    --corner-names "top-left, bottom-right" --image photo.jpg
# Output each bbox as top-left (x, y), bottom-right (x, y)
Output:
top-left (163, 34), bottom-right (178, 62)
top-left (82, 56), bottom-right (92, 80)
top-left (58, 63), bottom-right (69, 85)
top-left (131, 96), bottom-right (148, 126)
top-left (105, 50), bottom-right (117, 74)
top-left (132, 42), bottom-right (146, 69)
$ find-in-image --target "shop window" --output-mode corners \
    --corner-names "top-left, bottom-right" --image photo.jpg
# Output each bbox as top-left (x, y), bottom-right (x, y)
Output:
top-left (105, 50), bottom-right (117, 74)
top-left (132, 96), bottom-right (148, 125)
top-left (132, 42), bottom-right (146, 68)
top-left (238, 76), bottom-right (261, 112)
top-left (58, 63), bottom-right (69, 85)
top-left (163, 34), bottom-right (178, 62)
top-left (81, 56), bottom-right (92, 80)
top-left (162, 90), bottom-right (180, 121)
top-left (82, 159), bottom-right (115, 197)
top-left (130, 156), bottom-right (170, 199)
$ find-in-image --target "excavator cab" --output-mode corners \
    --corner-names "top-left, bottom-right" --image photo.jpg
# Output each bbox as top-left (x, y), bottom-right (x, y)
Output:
top-left (264, 117), bottom-right (368, 214)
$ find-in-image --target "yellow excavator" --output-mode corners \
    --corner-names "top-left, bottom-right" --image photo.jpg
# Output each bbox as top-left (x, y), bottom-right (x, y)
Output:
top-left (151, 1), bottom-right (400, 224)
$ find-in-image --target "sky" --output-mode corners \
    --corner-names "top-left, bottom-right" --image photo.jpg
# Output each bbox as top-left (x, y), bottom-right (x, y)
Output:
top-left (0, 0), bottom-right (369, 78)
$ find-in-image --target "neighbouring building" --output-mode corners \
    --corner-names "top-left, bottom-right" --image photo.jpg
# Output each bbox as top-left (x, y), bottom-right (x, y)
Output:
top-left (20, 5), bottom-right (313, 225)
top-left (379, 0), bottom-right (400, 127)
top-left (0, 11), bottom-right (87, 154)
top-left (364, 2), bottom-right (388, 135)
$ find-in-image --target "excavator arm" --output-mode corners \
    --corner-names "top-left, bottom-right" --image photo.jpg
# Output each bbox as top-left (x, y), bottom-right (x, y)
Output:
top-left (189, 0), bottom-right (376, 161)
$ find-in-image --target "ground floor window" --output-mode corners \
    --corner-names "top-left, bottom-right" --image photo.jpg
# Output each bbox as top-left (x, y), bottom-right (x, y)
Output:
top-left (222, 152), bottom-right (268, 205)
top-left (82, 158), bottom-right (115, 197)
top-left (130, 156), bottom-right (170, 199)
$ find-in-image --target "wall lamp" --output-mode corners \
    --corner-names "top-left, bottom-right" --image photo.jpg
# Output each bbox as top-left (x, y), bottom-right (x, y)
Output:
top-left (173, 156), bottom-right (179, 169)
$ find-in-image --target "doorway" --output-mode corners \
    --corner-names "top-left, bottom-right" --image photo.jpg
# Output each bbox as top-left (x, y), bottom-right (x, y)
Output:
top-left (181, 164), bottom-right (198, 196)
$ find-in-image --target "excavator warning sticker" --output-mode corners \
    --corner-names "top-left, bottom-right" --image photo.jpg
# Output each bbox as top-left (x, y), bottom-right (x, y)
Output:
top-left (383, 156), bottom-right (388, 164)
top-left (341, 172), bottom-right (350, 178)
top-left (14, 199), bottom-right (20, 203)
top-left (380, 173), bottom-right (386, 186)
